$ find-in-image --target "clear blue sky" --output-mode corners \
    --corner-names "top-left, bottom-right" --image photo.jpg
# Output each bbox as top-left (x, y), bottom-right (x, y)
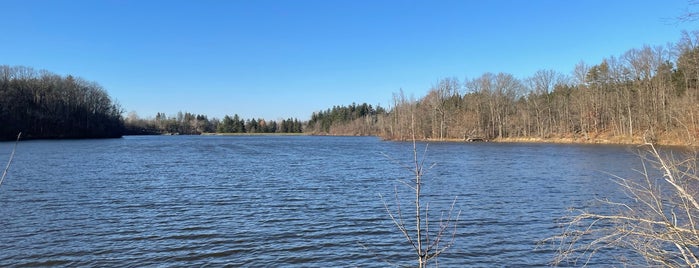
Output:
top-left (2, 0), bottom-right (696, 120)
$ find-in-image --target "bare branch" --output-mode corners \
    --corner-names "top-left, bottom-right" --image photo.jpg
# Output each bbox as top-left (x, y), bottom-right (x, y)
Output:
top-left (380, 190), bottom-right (418, 253)
top-left (548, 143), bottom-right (699, 267)
top-left (380, 127), bottom-right (460, 267)
top-left (0, 132), bottom-right (21, 190)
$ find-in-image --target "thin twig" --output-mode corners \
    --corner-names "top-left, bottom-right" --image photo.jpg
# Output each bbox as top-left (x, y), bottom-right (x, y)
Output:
top-left (379, 116), bottom-right (460, 267)
top-left (0, 132), bottom-right (21, 189)
top-left (548, 143), bottom-right (699, 267)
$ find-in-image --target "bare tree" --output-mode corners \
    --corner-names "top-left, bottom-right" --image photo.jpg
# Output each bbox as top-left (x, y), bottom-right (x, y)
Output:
top-left (381, 117), bottom-right (460, 267)
top-left (548, 143), bottom-right (699, 267)
top-left (525, 70), bottom-right (566, 138)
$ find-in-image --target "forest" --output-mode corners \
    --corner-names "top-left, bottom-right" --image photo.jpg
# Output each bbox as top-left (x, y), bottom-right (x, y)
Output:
top-left (124, 111), bottom-right (303, 135)
top-left (318, 31), bottom-right (699, 145)
top-left (0, 65), bottom-right (307, 140)
top-left (305, 102), bottom-right (386, 135)
top-left (0, 66), bottom-right (123, 140)
top-left (5, 30), bottom-right (699, 145)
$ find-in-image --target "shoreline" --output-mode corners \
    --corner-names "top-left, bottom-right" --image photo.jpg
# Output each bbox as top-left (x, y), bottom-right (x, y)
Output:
top-left (420, 136), bottom-right (696, 147)
top-left (126, 132), bottom-right (697, 147)
top-left (200, 132), bottom-right (306, 136)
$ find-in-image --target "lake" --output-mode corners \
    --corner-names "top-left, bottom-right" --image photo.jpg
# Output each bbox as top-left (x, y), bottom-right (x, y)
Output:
top-left (0, 135), bottom-right (652, 266)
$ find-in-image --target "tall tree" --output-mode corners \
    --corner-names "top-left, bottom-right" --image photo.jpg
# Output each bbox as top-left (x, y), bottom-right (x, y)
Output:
top-left (0, 65), bottom-right (123, 140)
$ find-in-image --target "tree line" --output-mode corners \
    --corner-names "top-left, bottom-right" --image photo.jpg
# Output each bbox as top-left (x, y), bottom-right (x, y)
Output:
top-left (0, 62), bottom-right (303, 139)
top-left (0, 65), bottom-right (123, 140)
top-left (324, 31), bottom-right (699, 145)
top-left (217, 114), bottom-right (302, 134)
top-left (6, 29), bottom-right (699, 144)
top-left (305, 102), bottom-right (386, 135)
top-left (125, 111), bottom-right (303, 135)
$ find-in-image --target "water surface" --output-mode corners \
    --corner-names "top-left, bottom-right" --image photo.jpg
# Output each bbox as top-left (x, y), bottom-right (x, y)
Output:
top-left (0, 136), bottom-right (649, 266)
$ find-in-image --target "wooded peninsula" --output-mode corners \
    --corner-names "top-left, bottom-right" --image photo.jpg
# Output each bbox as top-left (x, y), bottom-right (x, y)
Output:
top-left (3, 31), bottom-right (699, 145)
top-left (0, 66), bottom-right (123, 140)
top-left (310, 31), bottom-right (699, 146)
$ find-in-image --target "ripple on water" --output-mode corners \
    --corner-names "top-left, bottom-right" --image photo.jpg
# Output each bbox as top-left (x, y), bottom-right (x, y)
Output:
top-left (0, 136), bottom-right (647, 266)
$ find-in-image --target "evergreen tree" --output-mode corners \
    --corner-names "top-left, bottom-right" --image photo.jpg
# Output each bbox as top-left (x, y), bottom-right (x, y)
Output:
top-left (218, 115), bottom-right (235, 133)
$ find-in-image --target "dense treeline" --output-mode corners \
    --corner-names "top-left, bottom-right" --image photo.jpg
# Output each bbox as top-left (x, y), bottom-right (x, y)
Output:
top-left (385, 31), bottom-right (699, 144)
top-left (0, 65), bottom-right (123, 140)
top-left (305, 102), bottom-right (386, 135)
top-left (124, 112), bottom-right (302, 135)
top-left (9, 29), bottom-right (699, 144)
top-left (217, 114), bottom-right (302, 133)
top-left (325, 31), bottom-right (699, 145)
top-left (124, 111), bottom-right (215, 135)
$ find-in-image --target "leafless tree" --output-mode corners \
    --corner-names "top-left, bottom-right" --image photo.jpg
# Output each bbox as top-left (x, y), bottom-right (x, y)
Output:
top-left (548, 143), bottom-right (699, 267)
top-left (307, 31), bottom-right (699, 145)
top-left (381, 117), bottom-right (461, 267)
top-left (525, 69), bottom-right (566, 138)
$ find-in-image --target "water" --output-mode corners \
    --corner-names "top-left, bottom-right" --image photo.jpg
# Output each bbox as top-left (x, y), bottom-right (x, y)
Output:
top-left (0, 135), bottom-right (651, 266)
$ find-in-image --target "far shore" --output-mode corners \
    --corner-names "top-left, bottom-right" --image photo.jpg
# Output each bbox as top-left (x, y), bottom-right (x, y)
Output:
top-left (200, 132), bottom-right (306, 136)
top-left (155, 132), bottom-right (697, 147)
top-left (421, 136), bottom-right (696, 147)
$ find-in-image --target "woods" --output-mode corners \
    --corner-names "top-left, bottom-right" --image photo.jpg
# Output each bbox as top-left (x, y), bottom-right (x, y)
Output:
top-left (124, 111), bottom-right (303, 135)
top-left (321, 31), bottom-right (699, 145)
top-left (305, 103), bottom-right (386, 136)
top-left (5, 29), bottom-right (699, 145)
top-left (0, 66), bottom-right (123, 140)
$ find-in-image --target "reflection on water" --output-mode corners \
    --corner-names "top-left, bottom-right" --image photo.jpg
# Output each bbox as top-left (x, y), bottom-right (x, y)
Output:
top-left (0, 136), bottom-right (649, 266)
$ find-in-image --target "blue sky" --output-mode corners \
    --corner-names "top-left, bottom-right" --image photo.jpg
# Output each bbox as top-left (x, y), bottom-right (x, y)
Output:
top-left (2, 0), bottom-right (696, 120)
